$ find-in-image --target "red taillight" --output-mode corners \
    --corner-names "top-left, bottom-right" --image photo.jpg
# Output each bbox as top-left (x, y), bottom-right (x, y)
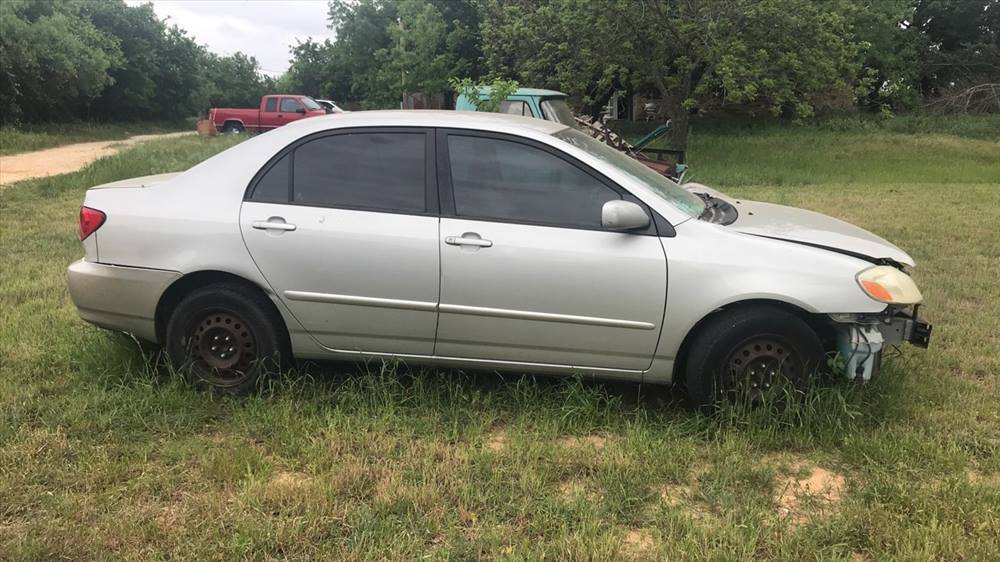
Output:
top-left (79, 206), bottom-right (106, 240)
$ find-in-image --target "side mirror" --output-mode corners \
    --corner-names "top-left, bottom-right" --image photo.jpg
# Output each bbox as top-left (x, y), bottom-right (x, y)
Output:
top-left (296, 108), bottom-right (306, 114)
top-left (602, 200), bottom-right (649, 231)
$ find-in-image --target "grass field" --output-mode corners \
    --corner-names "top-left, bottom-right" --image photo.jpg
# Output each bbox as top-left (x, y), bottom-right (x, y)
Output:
top-left (0, 120), bottom-right (194, 156)
top-left (1, 123), bottom-right (998, 560)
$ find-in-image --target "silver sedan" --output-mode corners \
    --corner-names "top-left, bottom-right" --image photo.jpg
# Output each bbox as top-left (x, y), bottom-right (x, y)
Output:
top-left (67, 111), bottom-right (931, 406)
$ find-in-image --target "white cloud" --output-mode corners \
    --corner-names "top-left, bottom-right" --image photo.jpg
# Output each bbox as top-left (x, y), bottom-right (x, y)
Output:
top-left (125, 0), bottom-right (335, 76)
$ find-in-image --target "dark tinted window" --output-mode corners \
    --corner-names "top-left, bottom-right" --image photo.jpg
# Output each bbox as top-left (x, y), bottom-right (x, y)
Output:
top-left (250, 153), bottom-right (289, 202)
top-left (264, 97), bottom-right (278, 112)
top-left (280, 98), bottom-right (300, 112)
top-left (293, 133), bottom-right (426, 212)
top-left (447, 135), bottom-right (619, 227)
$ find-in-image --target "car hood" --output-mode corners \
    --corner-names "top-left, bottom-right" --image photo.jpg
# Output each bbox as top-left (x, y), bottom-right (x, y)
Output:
top-left (90, 172), bottom-right (181, 189)
top-left (685, 183), bottom-right (914, 266)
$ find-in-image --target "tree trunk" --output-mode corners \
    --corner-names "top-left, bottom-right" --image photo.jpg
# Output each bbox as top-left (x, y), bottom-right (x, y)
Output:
top-left (668, 104), bottom-right (690, 154)
top-left (654, 79), bottom-right (691, 154)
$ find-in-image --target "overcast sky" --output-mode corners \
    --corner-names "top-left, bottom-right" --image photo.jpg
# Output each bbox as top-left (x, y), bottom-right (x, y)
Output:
top-left (125, 1), bottom-right (335, 76)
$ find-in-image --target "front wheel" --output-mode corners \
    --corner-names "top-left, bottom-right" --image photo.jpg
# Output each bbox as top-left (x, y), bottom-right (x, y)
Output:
top-left (684, 306), bottom-right (825, 410)
top-left (165, 283), bottom-right (288, 393)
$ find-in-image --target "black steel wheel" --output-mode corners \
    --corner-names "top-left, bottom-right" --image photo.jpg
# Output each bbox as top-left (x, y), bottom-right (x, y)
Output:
top-left (684, 306), bottom-right (824, 410)
top-left (188, 310), bottom-right (257, 386)
top-left (166, 282), bottom-right (289, 393)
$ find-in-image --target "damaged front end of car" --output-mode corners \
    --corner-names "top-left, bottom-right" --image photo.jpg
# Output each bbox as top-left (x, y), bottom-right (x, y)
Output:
top-left (826, 262), bottom-right (932, 382)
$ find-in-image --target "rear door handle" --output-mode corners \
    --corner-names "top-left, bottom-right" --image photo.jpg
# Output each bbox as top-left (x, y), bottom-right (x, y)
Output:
top-left (252, 219), bottom-right (296, 231)
top-left (445, 234), bottom-right (492, 248)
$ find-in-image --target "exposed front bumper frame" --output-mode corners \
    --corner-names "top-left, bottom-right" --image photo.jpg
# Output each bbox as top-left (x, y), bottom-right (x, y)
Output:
top-left (830, 306), bottom-right (932, 382)
top-left (66, 259), bottom-right (181, 342)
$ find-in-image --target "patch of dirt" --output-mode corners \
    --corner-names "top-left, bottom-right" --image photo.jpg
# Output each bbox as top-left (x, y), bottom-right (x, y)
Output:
top-left (559, 433), bottom-right (613, 449)
top-left (622, 529), bottom-right (657, 557)
top-left (658, 483), bottom-right (693, 507)
top-left (154, 503), bottom-right (185, 532)
top-left (775, 463), bottom-right (846, 524)
top-left (267, 470), bottom-right (314, 494)
top-left (657, 482), bottom-right (717, 521)
top-left (556, 479), bottom-right (603, 503)
top-left (966, 468), bottom-right (1000, 486)
top-left (485, 429), bottom-right (507, 451)
top-left (0, 131), bottom-right (193, 185)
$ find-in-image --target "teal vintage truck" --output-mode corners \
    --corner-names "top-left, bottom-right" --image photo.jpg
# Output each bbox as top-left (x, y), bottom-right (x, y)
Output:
top-left (455, 87), bottom-right (578, 127)
top-left (456, 86), bottom-right (686, 178)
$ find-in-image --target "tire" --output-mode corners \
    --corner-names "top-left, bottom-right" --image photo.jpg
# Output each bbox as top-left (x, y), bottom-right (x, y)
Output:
top-left (222, 121), bottom-right (244, 134)
top-left (165, 283), bottom-right (289, 394)
top-left (684, 306), bottom-right (824, 410)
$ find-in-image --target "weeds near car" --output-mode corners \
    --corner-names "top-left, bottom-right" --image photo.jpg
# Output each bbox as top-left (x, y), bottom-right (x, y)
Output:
top-left (1, 127), bottom-right (997, 560)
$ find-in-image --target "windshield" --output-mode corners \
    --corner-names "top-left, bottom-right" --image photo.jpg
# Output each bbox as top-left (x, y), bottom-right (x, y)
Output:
top-left (539, 98), bottom-right (577, 127)
top-left (300, 97), bottom-right (321, 110)
top-left (553, 128), bottom-right (706, 218)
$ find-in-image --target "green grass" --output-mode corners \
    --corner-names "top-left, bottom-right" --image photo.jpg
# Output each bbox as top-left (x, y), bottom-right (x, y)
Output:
top-left (0, 120), bottom-right (194, 156)
top-left (1, 125), bottom-right (998, 560)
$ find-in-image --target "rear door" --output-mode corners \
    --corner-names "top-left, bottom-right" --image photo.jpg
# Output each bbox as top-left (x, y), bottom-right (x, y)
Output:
top-left (240, 128), bottom-right (440, 354)
top-left (434, 130), bottom-right (667, 371)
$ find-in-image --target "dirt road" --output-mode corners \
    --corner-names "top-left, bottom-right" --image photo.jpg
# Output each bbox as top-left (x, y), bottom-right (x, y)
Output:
top-left (0, 131), bottom-right (193, 186)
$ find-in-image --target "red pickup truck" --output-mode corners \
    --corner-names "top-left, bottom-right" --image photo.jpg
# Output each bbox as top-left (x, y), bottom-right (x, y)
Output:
top-left (209, 95), bottom-right (327, 133)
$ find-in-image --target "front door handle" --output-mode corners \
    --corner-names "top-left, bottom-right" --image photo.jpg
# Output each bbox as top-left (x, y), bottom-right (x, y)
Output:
top-left (252, 219), bottom-right (297, 231)
top-left (445, 234), bottom-right (492, 248)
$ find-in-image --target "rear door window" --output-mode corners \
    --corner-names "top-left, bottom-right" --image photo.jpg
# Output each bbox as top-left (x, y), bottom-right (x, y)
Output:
top-left (264, 97), bottom-right (278, 112)
top-left (292, 132), bottom-right (427, 213)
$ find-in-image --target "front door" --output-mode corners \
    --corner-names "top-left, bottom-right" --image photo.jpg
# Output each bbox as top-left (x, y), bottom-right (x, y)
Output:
top-left (240, 128), bottom-right (440, 354)
top-left (435, 131), bottom-right (667, 371)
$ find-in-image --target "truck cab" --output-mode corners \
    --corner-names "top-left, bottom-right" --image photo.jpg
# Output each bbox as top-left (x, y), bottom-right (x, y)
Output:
top-left (456, 87), bottom-right (578, 128)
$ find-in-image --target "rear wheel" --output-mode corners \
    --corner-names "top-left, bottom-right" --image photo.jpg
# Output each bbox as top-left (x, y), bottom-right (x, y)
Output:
top-left (165, 283), bottom-right (288, 393)
top-left (222, 121), bottom-right (244, 134)
top-left (684, 306), bottom-right (824, 410)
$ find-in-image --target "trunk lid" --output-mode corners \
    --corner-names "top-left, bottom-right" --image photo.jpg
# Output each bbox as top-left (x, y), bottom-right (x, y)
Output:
top-left (89, 172), bottom-right (181, 190)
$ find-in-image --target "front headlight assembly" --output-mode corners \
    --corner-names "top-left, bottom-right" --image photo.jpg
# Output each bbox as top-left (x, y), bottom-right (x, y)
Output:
top-left (856, 265), bottom-right (923, 305)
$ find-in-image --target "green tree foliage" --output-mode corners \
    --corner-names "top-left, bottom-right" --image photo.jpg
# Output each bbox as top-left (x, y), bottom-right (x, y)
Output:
top-left (206, 52), bottom-right (276, 110)
top-left (450, 77), bottom-right (519, 112)
top-left (282, 0), bottom-right (482, 108)
top-left (478, 0), bottom-right (859, 149)
top-left (912, 0), bottom-right (1000, 96)
top-left (0, 0), bottom-right (273, 124)
top-left (0, 0), bottom-right (122, 122)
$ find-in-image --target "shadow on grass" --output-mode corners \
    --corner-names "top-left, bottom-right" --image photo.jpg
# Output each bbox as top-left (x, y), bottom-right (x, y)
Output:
top-left (87, 331), bottom-right (919, 453)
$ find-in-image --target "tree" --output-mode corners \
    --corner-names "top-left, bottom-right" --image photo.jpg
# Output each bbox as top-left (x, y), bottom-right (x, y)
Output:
top-left (207, 52), bottom-right (275, 109)
top-left (478, 0), bottom-right (859, 150)
top-left (0, 0), bottom-right (122, 122)
top-left (282, 0), bottom-right (484, 107)
top-left (450, 77), bottom-right (519, 111)
top-left (911, 0), bottom-right (1000, 105)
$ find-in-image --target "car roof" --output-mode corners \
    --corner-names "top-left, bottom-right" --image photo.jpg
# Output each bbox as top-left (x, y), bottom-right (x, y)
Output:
top-left (282, 109), bottom-right (569, 136)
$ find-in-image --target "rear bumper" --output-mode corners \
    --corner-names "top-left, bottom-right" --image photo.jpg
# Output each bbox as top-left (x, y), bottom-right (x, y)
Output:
top-left (66, 259), bottom-right (181, 342)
